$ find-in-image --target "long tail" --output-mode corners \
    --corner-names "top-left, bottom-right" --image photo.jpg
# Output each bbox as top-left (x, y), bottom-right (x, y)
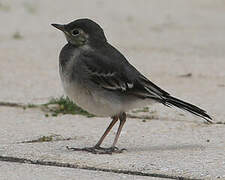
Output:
top-left (163, 96), bottom-right (212, 123)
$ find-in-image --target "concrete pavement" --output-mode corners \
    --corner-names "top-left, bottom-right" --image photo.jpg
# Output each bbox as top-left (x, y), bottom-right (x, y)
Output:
top-left (0, 0), bottom-right (225, 179)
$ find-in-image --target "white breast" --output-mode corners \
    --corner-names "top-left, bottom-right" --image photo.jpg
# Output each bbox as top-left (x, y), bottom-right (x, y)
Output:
top-left (59, 48), bottom-right (123, 117)
top-left (60, 76), bottom-right (124, 116)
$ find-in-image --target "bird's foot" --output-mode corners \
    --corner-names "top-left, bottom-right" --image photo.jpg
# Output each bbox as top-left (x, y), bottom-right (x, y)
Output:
top-left (66, 145), bottom-right (126, 154)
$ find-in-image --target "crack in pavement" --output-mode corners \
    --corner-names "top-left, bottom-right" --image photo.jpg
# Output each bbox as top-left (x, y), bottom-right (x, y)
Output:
top-left (0, 101), bottom-right (158, 120)
top-left (0, 155), bottom-right (201, 180)
top-left (0, 102), bottom-right (25, 108)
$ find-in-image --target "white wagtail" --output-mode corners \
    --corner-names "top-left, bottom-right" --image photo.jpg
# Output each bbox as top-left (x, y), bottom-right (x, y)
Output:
top-left (52, 18), bottom-right (212, 154)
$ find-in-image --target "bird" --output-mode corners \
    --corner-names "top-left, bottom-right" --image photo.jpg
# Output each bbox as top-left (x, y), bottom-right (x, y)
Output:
top-left (52, 18), bottom-right (212, 154)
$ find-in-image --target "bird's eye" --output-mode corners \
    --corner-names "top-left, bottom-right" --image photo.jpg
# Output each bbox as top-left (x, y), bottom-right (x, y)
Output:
top-left (71, 29), bottom-right (80, 36)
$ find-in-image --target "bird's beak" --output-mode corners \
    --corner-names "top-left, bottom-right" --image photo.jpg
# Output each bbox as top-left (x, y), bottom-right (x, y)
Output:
top-left (51, 24), bottom-right (65, 32)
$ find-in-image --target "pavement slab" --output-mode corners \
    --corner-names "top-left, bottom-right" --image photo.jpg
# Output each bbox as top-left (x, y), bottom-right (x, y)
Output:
top-left (0, 161), bottom-right (162, 180)
top-left (1, 106), bottom-right (225, 179)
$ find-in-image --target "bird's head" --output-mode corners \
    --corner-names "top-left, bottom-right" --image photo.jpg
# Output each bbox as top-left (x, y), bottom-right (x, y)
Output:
top-left (52, 18), bottom-right (107, 47)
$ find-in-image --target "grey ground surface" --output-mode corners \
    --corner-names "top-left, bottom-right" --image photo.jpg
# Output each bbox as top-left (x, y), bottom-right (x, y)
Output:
top-left (0, 161), bottom-right (162, 180)
top-left (0, 0), bottom-right (225, 179)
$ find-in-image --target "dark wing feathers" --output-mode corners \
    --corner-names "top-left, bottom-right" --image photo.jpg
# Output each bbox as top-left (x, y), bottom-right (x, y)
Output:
top-left (139, 75), bottom-right (169, 96)
top-left (81, 51), bottom-right (167, 100)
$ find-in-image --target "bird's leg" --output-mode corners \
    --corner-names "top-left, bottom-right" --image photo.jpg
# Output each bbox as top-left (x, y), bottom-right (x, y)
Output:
top-left (95, 116), bottom-right (119, 147)
top-left (111, 112), bottom-right (127, 150)
top-left (67, 116), bottom-right (120, 154)
top-left (91, 112), bottom-right (127, 154)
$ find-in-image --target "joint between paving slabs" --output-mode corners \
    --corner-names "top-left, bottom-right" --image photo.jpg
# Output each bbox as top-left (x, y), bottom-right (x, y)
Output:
top-left (0, 97), bottom-right (159, 121)
top-left (0, 155), bottom-right (201, 180)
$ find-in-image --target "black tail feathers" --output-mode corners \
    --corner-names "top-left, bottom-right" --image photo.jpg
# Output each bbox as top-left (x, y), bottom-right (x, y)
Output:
top-left (163, 96), bottom-right (212, 123)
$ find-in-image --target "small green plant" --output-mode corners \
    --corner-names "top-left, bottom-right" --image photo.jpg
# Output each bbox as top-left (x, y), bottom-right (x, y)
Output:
top-left (0, 2), bottom-right (10, 11)
top-left (12, 32), bottom-right (23, 40)
top-left (21, 134), bottom-right (73, 143)
top-left (27, 104), bottom-right (37, 108)
top-left (44, 96), bottom-right (95, 117)
top-left (23, 2), bottom-right (37, 14)
top-left (24, 135), bottom-right (53, 143)
top-left (132, 107), bottom-right (149, 113)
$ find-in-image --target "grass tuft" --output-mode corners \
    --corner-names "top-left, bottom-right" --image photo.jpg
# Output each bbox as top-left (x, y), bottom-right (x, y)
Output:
top-left (0, 2), bottom-right (10, 11)
top-left (132, 107), bottom-right (149, 113)
top-left (21, 134), bottom-right (73, 143)
top-left (43, 96), bottom-right (95, 118)
top-left (12, 32), bottom-right (23, 40)
top-left (23, 2), bottom-right (37, 14)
